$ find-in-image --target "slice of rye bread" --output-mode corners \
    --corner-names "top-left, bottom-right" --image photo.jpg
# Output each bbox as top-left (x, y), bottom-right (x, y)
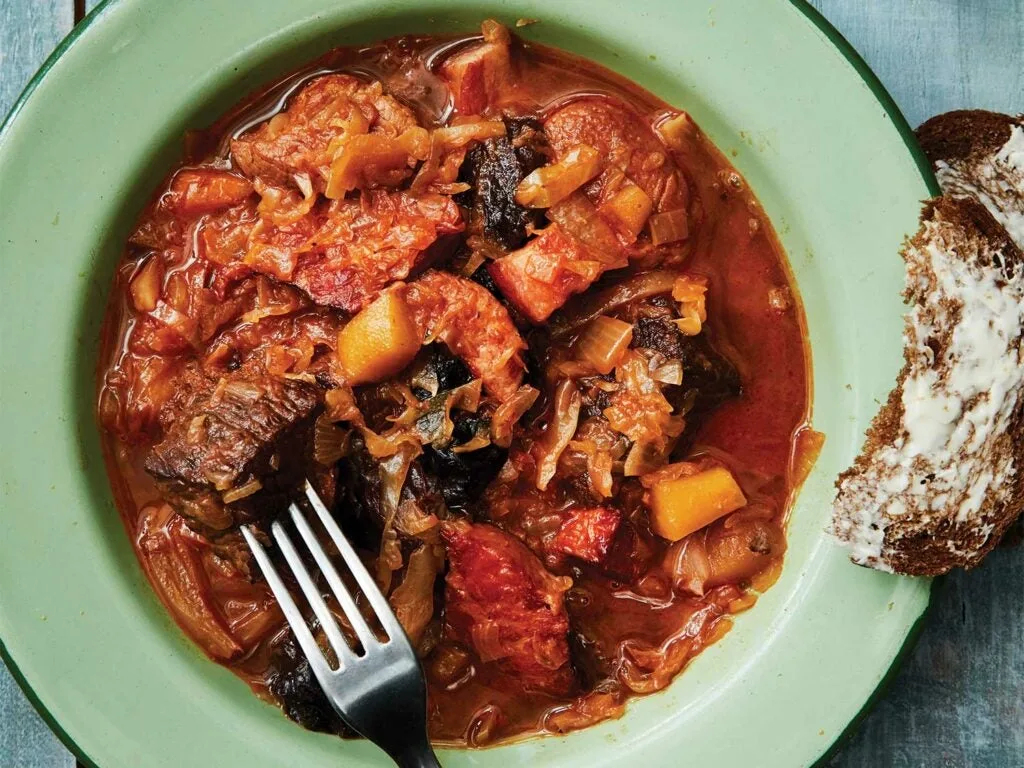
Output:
top-left (917, 110), bottom-right (1024, 249)
top-left (831, 195), bottom-right (1024, 574)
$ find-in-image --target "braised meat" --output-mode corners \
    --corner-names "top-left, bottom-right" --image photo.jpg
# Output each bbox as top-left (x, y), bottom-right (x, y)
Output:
top-left (230, 73), bottom-right (420, 193)
top-left (544, 97), bottom-right (690, 214)
top-left (439, 21), bottom-right (513, 115)
top-left (145, 375), bottom-right (321, 530)
top-left (488, 223), bottom-right (603, 323)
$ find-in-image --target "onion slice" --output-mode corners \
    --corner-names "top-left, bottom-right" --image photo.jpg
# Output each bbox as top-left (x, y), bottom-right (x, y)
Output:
top-left (575, 315), bottom-right (634, 375)
top-left (222, 479), bottom-right (262, 504)
top-left (516, 145), bottom-right (602, 208)
top-left (550, 270), bottom-right (678, 339)
top-left (534, 380), bottom-right (581, 491)
top-left (491, 385), bottom-right (540, 447)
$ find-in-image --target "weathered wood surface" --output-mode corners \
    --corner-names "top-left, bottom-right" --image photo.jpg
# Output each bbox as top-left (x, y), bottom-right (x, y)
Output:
top-left (1, 1), bottom-right (1021, 766)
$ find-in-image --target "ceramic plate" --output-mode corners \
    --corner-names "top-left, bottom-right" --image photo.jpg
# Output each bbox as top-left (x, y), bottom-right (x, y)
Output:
top-left (0, 1), bottom-right (938, 766)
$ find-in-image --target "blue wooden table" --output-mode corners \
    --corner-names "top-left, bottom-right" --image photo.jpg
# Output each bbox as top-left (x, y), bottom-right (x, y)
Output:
top-left (1, 1), bottom-right (1021, 766)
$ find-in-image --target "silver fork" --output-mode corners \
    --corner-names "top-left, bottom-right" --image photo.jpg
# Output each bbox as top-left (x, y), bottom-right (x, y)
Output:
top-left (241, 480), bottom-right (442, 768)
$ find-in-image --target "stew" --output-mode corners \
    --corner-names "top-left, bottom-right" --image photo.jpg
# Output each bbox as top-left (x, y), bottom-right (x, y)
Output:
top-left (97, 20), bottom-right (816, 746)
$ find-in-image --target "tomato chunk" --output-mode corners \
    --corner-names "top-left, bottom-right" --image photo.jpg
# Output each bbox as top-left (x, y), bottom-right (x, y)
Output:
top-left (443, 520), bottom-right (575, 695)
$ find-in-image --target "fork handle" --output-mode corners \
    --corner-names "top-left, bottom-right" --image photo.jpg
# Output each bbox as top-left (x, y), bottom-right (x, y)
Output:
top-left (395, 743), bottom-right (442, 768)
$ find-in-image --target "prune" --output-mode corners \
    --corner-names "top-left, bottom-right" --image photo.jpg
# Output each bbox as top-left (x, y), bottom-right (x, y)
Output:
top-left (266, 633), bottom-right (352, 736)
top-left (422, 437), bottom-right (507, 516)
top-left (457, 117), bottom-right (549, 250)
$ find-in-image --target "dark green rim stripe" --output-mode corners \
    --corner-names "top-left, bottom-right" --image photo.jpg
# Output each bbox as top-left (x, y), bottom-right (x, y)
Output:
top-left (0, 636), bottom-right (100, 768)
top-left (0, 2), bottom-right (938, 767)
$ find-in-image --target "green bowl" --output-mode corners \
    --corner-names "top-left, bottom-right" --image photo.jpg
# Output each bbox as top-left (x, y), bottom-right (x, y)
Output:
top-left (0, 1), bottom-right (938, 766)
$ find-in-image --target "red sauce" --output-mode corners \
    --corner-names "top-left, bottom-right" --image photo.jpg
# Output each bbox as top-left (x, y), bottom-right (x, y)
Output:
top-left (97, 24), bottom-right (814, 747)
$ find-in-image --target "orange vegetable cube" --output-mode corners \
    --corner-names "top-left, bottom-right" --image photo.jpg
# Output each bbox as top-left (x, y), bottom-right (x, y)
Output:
top-left (648, 466), bottom-right (747, 541)
top-left (337, 291), bottom-right (421, 384)
top-left (598, 183), bottom-right (653, 243)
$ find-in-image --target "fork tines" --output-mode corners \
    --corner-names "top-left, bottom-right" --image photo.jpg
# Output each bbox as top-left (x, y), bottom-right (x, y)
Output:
top-left (240, 480), bottom-right (409, 673)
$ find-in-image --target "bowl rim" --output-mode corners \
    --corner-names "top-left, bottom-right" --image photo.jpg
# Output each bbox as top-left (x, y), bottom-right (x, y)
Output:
top-left (0, 1), bottom-right (940, 766)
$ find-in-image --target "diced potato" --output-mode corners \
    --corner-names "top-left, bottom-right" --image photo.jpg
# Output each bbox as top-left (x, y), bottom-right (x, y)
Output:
top-left (337, 291), bottom-right (421, 384)
top-left (598, 183), bottom-right (653, 243)
top-left (704, 518), bottom-right (786, 587)
top-left (648, 465), bottom-right (747, 541)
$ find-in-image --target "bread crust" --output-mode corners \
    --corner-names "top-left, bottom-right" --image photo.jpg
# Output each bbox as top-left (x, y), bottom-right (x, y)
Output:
top-left (918, 110), bottom-right (1024, 251)
top-left (917, 110), bottom-right (1017, 167)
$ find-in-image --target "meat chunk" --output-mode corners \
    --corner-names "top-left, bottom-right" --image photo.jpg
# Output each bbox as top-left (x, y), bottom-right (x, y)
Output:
top-left (549, 507), bottom-right (621, 563)
top-left (488, 224), bottom-right (604, 322)
top-left (402, 270), bottom-right (527, 400)
top-left (145, 374), bottom-right (321, 529)
top-left (457, 116), bottom-right (548, 250)
top-left (545, 97), bottom-right (689, 214)
top-left (231, 74), bottom-right (419, 193)
top-left (442, 520), bottom-right (575, 694)
top-left (600, 520), bottom-right (656, 582)
top-left (440, 21), bottom-right (512, 115)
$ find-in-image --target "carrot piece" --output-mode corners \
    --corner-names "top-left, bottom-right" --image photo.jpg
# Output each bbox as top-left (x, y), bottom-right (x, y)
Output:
top-left (648, 466), bottom-right (747, 541)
